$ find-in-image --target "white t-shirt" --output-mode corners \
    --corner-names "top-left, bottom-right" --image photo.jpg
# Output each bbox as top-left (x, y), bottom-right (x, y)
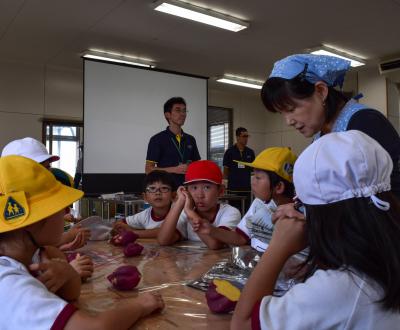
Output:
top-left (236, 198), bottom-right (276, 252)
top-left (126, 207), bottom-right (165, 229)
top-left (176, 203), bottom-right (241, 241)
top-left (254, 269), bottom-right (400, 330)
top-left (0, 256), bottom-right (77, 330)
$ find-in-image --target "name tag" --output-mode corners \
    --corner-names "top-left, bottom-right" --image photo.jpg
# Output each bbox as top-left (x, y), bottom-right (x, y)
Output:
top-left (238, 163), bottom-right (245, 168)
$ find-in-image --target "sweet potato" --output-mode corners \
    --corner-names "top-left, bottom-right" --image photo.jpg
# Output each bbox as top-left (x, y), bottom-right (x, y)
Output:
top-left (110, 230), bottom-right (138, 246)
top-left (123, 242), bottom-right (144, 257)
top-left (206, 279), bottom-right (241, 313)
top-left (107, 265), bottom-right (141, 290)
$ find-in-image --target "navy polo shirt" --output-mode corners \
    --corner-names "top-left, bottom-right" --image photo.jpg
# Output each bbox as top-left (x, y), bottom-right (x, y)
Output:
top-left (223, 145), bottom-right (255, 191)
top-left (146, 127), bottom-right (200, 186)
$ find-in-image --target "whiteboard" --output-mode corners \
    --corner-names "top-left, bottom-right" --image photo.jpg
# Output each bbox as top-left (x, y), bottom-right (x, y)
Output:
top-left (84, 60), bottom-right (207, 173)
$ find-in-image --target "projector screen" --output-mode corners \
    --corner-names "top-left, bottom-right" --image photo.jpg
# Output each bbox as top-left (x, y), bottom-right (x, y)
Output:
top-left (83, 59), bottom-right (208, 193)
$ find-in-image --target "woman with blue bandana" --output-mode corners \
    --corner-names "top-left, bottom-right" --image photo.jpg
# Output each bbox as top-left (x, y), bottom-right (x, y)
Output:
top-left (260, 54), bottom-right (400, 199)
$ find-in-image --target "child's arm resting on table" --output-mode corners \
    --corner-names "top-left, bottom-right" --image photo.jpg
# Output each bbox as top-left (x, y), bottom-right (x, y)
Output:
top-left (191, 218), bottom-right (248, 247)
top-left (113, 220), bottom-right (161, 239)
top-left (157, 186), bottom-right (186, 245)
top-left (65, 292), bottom-right (164, 330)
top-left (231, 217), bottom-right (307, 330)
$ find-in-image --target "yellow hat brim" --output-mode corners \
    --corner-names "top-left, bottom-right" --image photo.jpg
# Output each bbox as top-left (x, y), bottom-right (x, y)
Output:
top-left (0, 183), bottom-right (83, 233)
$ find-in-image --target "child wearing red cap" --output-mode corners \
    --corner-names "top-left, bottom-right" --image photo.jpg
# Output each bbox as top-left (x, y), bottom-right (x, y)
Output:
top-left (157, 160), bottom-right (241, 249)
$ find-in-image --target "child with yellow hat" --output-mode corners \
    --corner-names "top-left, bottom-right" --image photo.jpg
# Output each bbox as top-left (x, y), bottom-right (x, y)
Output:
top-left (190, 147), bottom-right (296, 252)
top-left (0, 156), bottom-right (164, 329)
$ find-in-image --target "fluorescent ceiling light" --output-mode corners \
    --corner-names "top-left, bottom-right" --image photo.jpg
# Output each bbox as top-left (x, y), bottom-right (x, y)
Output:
top-left (216, 75), bottom-right (263, 89)
top-left (153, 0), bottom-right (248, 32)
top-left (310, 47), bottom-right (365, 67)
top-left (83, 51), bottom-right (155, 68)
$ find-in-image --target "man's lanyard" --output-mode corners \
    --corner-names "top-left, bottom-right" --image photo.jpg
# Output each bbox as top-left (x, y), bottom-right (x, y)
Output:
top-left (171, 136), bottom-right (185, 163)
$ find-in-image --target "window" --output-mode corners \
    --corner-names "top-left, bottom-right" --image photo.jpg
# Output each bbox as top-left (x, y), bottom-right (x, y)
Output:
top-left (208, 106), bottom-right (233, 168)
top-left (42, 120), bottom-right (83, 177)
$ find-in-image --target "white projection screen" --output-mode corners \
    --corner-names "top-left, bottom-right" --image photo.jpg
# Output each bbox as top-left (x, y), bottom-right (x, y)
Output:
top-left (83, 59), bottom-right (208, 194)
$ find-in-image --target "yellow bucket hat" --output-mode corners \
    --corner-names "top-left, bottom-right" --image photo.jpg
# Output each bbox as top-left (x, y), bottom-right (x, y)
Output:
top-left (0, 155), bottom-right (83, 233)
top-left (235, 147), bottom-right (297, 182)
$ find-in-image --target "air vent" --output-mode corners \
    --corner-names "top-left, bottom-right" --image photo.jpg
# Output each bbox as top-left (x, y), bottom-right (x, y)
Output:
top-left (379, 58), bottom-right (400, 74)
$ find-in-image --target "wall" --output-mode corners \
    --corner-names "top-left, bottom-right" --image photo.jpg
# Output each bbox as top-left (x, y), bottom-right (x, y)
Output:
top-left (0, 60), bottom-right (392, 158)
top-left (0, 60), bottom-right (82, 150)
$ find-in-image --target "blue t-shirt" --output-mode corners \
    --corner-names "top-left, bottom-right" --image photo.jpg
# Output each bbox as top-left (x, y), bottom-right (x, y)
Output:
top-left (146, 127), bottom-right (200, 186)
top-left (223, 145), bottom-right (255, 191)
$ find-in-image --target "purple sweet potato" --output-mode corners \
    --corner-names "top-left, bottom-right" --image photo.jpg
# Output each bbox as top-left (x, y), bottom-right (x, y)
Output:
top-left (65, 252), bottom-right (78, 262)
top-left (206, 280), bottom-right (240, 313)
top-left (123, 242), bottom-right (144, 257)
top-left (107, 265), bottom-right (141, 290)
top-left (110, 230), bottom-right (138, 246)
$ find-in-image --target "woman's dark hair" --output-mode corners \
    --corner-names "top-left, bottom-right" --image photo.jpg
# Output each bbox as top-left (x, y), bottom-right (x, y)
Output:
top-left (264, 170), bottom-right (295, 199)
top-left (143, 170), bottom-right (177, 192)
top-left (260, 76), bottom-right (350, 124)
top-left (302, 191), bottom-right (400, 311)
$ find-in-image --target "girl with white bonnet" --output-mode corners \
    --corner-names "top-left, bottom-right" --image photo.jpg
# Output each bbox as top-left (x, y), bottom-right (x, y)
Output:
top-left (260, 54), bottom-right (400, 199)
top-left (231, 130), bottom-right (400, 330)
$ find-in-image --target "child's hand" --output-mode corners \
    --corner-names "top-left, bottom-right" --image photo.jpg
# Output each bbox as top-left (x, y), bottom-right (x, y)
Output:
top-left (135, 292), bottom-right (165, 317)
top-left (190, 217), bottom-right (212, 235)
top-left (69, 254), bottom-right (94, 280)
top-left (113, 220), bottom-right (130, 233)
top-left (59, 229), bottom-right (90, 251)
top-left (182, 189), bottom-right (196, 216)
top-left (269, 217), bottom-right (307, 257)
top-left (272, 203), bottom-right (305, 224)
top-left (176, 186), bottom-right (187, 204)
top-left (29, 257), bottom-right (75, 293)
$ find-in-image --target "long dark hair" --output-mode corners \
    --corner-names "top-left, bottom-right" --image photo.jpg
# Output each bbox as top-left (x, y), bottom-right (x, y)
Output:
top-left (261, 76), bottom-right (350, 124)
top-left (302, 191), bottom-right (400, 311)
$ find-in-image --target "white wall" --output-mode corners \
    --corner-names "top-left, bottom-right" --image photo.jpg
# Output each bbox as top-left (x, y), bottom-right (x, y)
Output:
top-left (0, 60), bottom-right (82, 150)
top-left (358, 66), bottom-right (387, 115)
top-left (1, 60), bottom-right (393, 159)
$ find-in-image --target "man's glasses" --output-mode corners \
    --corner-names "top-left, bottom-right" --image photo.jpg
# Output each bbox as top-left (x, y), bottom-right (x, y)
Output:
top-left (173, 109), bottom-right (188, 114)
top-left (240, 134), bottom-right (249, 138)
top-left (145, 186), bottom-right (171, 194)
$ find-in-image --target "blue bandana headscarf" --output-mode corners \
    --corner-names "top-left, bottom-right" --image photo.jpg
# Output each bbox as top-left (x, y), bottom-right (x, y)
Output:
top-left (269, 54), bottom-right (351, 88)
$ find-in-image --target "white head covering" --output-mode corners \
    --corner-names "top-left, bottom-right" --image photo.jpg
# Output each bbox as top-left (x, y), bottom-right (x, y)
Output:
top-left (1, 137), bottom-right (59, 163)
top-left (294, 130), bottom-right (392, 210)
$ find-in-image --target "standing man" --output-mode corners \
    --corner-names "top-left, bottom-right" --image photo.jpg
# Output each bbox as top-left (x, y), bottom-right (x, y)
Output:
top-left (145, 97), bottom-right (201, 187)
top-left (223, 127), bottom-right (255, 213)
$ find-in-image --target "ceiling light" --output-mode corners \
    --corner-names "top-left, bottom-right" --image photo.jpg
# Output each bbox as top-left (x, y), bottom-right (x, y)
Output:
top-left (216, 75), bottom-right (263, 89)
top-left (82, 50), bottom-right (156, 68)
top-left (310, 46), bottom-right (365, 67)
top-left (153, 0), bottom-right (249, 32)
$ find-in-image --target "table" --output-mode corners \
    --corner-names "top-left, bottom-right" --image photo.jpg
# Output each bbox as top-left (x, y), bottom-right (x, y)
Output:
top-left (77, 240), bottom-right (232, 329)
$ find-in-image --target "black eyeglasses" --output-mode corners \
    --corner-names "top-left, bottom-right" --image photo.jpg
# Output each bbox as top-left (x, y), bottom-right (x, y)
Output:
top-left (145, 186), bottom-right (171, 193)
top-left (240, 134), bottom-right (249, 138)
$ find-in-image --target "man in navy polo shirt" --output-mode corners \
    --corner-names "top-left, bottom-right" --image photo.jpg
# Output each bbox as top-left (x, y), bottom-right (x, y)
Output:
top-left (223, 127), bottom-right (255, 213)
top-left (145, 97), bottom-right (201, 187)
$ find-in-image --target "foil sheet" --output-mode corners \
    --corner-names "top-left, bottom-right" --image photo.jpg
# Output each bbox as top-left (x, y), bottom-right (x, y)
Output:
top-left (187, 246), bottom-right (306, 297)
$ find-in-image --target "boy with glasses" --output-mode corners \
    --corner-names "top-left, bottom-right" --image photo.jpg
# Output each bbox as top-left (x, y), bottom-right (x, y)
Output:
top-left (113, 170), bottom-right (176, 238)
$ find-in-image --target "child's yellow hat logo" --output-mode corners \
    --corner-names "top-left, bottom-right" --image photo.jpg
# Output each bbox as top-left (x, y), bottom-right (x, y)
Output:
top-left (3, 196), bottom-right (25, 221)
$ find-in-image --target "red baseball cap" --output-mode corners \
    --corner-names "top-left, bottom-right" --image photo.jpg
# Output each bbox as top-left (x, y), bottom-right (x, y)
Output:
top-left (184, 160), bottom-right (222, 185)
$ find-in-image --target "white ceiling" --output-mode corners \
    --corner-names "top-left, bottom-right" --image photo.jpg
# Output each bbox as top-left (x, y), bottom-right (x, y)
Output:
top-left (1, 0), bottom-right (400, 87)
